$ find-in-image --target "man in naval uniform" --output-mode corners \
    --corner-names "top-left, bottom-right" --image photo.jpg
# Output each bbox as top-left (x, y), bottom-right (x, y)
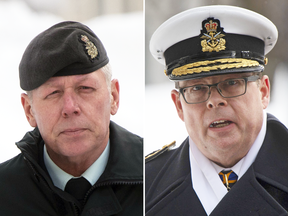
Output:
top-left (146, 5), bottom-right (288, 216)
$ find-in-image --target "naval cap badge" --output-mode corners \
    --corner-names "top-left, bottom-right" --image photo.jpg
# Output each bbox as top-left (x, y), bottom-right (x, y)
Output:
top-left (80, 35), bottom-right (98, 60)
top-left (200, 17), bottom-right (226, 52)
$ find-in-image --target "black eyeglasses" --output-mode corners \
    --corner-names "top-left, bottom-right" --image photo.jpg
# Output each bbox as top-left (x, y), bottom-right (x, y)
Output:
top-left (178, 75), bottom-right (260, 104)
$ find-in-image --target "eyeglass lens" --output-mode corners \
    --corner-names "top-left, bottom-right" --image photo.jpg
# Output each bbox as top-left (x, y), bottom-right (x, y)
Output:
top-left (181, 78), bottom-right (247, 104)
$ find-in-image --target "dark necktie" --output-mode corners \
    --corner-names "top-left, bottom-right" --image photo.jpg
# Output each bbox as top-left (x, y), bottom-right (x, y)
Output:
top-left (65, 177), bottom-right (92, 203)
top-left (218, 170), bottom-right (238, 191)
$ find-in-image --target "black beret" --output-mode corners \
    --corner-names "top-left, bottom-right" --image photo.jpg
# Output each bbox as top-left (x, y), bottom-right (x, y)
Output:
top-left (150, 5), bottom-right (278, 81)
top-left (19, 21), bottom-right (109, 91)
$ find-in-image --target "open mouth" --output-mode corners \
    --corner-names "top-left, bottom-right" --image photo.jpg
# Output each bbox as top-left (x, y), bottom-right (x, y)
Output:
top-left (209, 120), bottom-right (232, 128)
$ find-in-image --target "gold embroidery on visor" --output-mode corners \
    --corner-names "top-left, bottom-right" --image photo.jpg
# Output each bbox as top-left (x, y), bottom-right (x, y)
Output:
top-left (171, 58), bottom-right (259, 76)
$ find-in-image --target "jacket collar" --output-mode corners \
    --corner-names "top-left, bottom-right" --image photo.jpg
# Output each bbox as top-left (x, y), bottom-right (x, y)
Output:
top-left (145, 138), bottom-right (208, 215)
top-left (253, 113), bottom-right (288, 190)
top-left (97, 121), bottom-right (143, 184)
top-left (16, 121), bottom-right (143, 185)
top-left (146, 113), bottom-right (288, 215)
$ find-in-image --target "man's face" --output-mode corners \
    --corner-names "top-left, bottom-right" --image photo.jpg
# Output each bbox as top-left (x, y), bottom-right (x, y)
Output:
top-left (171, 73), bottom-right (270, 167)
top-left (21, 69), bottom-right (119, 165)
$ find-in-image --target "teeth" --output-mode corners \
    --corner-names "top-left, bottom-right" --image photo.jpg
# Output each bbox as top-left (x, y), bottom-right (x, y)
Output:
top-left (210, 120), bottom-right (231, 128)
top-left (213, 120), bottom-right (225, 124)
top-left (214, 122), bottom-right (230, 128)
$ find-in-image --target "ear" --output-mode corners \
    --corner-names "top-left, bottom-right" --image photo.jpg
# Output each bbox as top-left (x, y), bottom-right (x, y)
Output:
top-left (110, 79), bottom-right (120, 115)
top-left (259, 75), bottom-right (270, 109)
top-left (171, 89), bottom-right (184, 121)
top-left (21, 93), bottom-right (37, 127)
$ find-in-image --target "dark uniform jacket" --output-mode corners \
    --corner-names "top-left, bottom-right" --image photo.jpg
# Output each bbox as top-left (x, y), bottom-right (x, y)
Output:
top-left (146, 114), bottom-right (288, 216)
top-left (0, 121), bottom-right (143, 216)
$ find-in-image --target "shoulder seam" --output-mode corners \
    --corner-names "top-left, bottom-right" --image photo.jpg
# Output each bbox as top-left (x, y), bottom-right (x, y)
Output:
top-left (145, 141), bottom-right (176, 163)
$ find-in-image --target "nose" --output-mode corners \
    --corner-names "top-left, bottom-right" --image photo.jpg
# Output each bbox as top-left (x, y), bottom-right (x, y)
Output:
top-left (61, 92), bottom-right (81, 117)
top-left (206, 86), bottom-right (227, 109)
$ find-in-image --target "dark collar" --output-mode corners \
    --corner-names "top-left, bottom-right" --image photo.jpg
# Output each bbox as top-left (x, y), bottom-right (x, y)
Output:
top-left (97, 121), bottom-right (143, 183)
top-left (16, 121), bottom-right (143, 184)
top-left (146, 113), bottom-right (288, 215)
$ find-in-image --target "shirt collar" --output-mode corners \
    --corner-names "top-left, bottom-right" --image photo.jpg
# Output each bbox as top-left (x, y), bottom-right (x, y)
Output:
top-left (212, 110), bottom-right (267, 177)
top-left (189, 110), bottom-right (267, 215)
top-left (43, 140), bottom-right (110, 190)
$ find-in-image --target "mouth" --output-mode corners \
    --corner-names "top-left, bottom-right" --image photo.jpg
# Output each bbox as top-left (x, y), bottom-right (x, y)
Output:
top-left (61, 128), bottom-right (87, 135)
top-left (209, 120), bottom-right (233, 128)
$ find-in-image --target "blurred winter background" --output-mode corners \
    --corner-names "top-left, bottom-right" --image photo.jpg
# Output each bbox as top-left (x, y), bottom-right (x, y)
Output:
top-left (0, 0), bottom-right (143, 162)
top-left (1, 0), bottom-right (288, 162)
top-left (145, 0), bottom-right (288, 155)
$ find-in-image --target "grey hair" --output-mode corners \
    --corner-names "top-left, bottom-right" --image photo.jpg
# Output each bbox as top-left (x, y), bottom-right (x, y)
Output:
top-left (26, 90), bottom-right (33, 101)
top-left (100, 63), bottom-right (113, 92)
top-left (175, 82), bottom-right (180, 89)
top-left (26, 63), bottom-right (113, 98)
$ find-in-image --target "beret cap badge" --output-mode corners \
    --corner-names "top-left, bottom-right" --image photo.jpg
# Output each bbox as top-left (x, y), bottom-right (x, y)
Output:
top-left (19, 21), bottom-right (109, 91)
top-left (200, 18), bottom-right (226, 52)
top-left (81, 35), bottom-right (98, 60)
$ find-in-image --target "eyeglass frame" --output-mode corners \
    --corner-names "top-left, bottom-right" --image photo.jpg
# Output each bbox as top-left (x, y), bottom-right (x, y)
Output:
top-left (177, 75), bottom-right (260, 104)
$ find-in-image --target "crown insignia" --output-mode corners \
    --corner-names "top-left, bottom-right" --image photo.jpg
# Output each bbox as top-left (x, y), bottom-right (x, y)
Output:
top-left (204, 20), bottom-right (218, 32)
top-left (200, 18), bottom-right (226, 52)
top-left (80, 35), bottom-right (98, 60)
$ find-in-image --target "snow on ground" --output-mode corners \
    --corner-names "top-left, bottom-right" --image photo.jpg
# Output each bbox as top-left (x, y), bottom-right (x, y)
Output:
top-left (0, 0), bottom-right (143, 162)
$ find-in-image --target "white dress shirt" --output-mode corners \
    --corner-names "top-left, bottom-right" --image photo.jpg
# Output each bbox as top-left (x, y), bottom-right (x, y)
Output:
top-left (189, 111), bottom-right (267, 215)
top-left (44, 140), bottom-right (110, 190)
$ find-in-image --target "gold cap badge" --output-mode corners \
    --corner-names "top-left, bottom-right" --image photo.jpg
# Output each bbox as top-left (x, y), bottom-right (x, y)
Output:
top-left (200, 18), bottom-right (226, 52)
top-left (81, 35), bottom-right (98, 60)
